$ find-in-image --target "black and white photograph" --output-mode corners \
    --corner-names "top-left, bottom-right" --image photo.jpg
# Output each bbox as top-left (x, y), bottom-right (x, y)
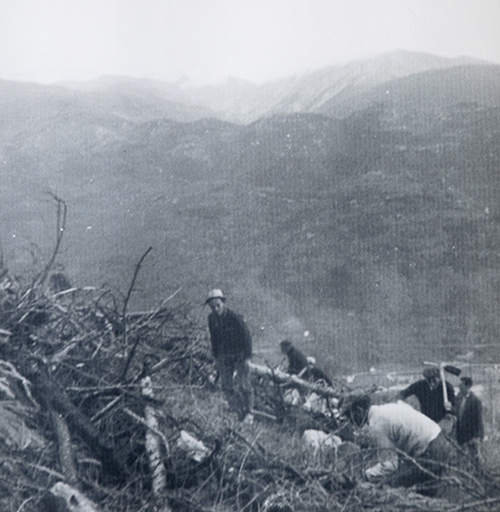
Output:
top-left (1, 1), bottom-right (500, 510)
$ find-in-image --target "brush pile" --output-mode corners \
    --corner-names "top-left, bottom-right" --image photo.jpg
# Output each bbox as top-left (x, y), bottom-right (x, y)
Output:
top-left (0, 258), bottom-right (355, 512)
top-left (0, 267), bottom-right (499, 512)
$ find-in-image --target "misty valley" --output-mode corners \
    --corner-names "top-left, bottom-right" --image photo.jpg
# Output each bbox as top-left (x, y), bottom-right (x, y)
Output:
top-left (2, 51), bottom-right (499, 372)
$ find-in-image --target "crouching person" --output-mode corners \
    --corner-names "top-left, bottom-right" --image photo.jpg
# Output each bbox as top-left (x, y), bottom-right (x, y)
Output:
top-left (206, 289), bottom-right (253, 422)
top-left (340, 394), bottom-right (457, 496)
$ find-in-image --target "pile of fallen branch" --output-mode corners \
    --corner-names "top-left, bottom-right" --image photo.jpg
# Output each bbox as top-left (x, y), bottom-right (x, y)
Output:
top-left (0, 242), bottom-right (356, 511)
top-left (0, 197), bottom-right (221, 510)
top-left (0, 251), bottom-right (216, 510)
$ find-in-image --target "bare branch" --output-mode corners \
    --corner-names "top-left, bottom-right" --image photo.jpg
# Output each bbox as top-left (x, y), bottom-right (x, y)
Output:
top-left (34, 193), bottom-right (67, 290)
top-left (122, 246), bottom-right (153, 322)
top-left (119, 247), bottom-right (153, 381)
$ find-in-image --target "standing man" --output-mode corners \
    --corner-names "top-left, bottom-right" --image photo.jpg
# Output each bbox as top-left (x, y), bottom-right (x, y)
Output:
top-left (340, 394), bottom-right (457, 496)
top-left (399, 367), bottom-right (455, 424)
top-left (206, 289), bottom-right (253, 422)
top-left (455, 377), bottom-right (484, 463)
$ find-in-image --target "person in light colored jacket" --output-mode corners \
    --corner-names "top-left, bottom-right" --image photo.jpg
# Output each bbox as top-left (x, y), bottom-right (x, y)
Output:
top-left (340, 394), bottom-right (457, 495)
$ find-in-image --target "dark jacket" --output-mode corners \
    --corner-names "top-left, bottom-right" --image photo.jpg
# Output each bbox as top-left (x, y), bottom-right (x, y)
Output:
top-left (284, 346), bottom-right (308, 375)
top-left (208, 308), bottom-right (252, 361)
top-left (301, 366), bottom-right (333, 386)
top-left (400, 379), bottom-right (455, 423)
top-left (455, 392), bottom-right (484, 445)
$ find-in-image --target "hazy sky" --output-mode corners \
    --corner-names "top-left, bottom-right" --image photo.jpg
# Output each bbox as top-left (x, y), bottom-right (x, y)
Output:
top-left (1, 0), bottom-right (499, 85)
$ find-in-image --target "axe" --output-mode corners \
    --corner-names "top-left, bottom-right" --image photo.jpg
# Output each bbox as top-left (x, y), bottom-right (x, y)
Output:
top-left (423, 361), bottom-right (462, 411)
top-left (423, 361), bottom-right (462, 376)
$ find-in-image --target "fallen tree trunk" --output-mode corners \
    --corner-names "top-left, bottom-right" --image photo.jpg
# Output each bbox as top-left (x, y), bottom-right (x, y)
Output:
top-left (141, 377), bottom-right (168, 494)
top-left (51, 410), bottom-right (78, 485)
top-left (28, 365), bottom-right (126, 484)
top-left (141, 376), bottom-right (168, 495)
top-left (248, 362), bottom-right (342, 399)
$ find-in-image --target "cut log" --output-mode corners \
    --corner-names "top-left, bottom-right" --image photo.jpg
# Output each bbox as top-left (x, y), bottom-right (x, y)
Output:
top-left (51, 410), bottom-right (78, 485)
top-left (141, 376), bottom-right (167, 495)
top-left (248, 362), bottom-right (341, 399)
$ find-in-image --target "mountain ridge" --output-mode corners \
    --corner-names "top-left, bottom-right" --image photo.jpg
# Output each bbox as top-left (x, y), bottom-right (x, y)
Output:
top-left (52, 50), bottom-right (494, 123)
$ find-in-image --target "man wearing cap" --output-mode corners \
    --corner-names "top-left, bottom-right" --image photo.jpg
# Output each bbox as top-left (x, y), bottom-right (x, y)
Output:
top-left (455, 377), bottom-right (484, 464)
top-left (399, 367), bottom-right (455, 424)
top-left (299, 356), bottom-right (333, 386)
top-left (206, 289), bottom-right (253, 421)
top-left (341, 394), bottom-right (456, 495)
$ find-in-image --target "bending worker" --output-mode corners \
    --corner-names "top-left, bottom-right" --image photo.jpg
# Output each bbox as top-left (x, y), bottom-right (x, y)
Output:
top-left (341, 394), bottom-right (457, 496)
top-left (299, 356), bottom-right (333, 386)
top-left (279, 340), bottom-right (308, 375)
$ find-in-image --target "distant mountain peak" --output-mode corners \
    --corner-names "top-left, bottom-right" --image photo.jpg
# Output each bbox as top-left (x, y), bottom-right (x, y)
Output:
top-left (5, 50), bottom-right (497, 126)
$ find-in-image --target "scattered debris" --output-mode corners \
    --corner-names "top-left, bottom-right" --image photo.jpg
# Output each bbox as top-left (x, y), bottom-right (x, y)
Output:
top-left (176, 430), bottom-right (211, 462)
top-left (48, 482), bottom-right (101, 512)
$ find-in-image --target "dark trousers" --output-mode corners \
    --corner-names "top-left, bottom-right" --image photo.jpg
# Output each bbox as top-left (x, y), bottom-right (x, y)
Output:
top-left (216, 356), bottom-right (253, 420)
top-left (392, 432), bottom-right (456, 496)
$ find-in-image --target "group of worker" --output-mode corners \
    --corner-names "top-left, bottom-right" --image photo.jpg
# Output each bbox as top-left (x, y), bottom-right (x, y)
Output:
top-left (340, 367), bottom-right (484, 495)
top-left (204, 288), bottom-right (334, 422)
top-left (399, 366), bottom-right (484, 461)
top-left (204, 288), bottom-right (485, 495)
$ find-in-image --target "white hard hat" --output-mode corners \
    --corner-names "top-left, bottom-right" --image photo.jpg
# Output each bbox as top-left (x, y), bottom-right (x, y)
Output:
top-left (205, 289), bottom-right (226, 304)
top-left (307, 356), bottom-right (316, 366)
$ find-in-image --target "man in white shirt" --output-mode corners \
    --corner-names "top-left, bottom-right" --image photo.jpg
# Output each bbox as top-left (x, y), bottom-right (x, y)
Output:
top-left (340, 394), bottom-right (456, 495)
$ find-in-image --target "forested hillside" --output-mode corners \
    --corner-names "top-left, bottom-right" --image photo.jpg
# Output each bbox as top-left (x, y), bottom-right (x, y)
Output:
top-left (1, 54), bottom-right (500, 373)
